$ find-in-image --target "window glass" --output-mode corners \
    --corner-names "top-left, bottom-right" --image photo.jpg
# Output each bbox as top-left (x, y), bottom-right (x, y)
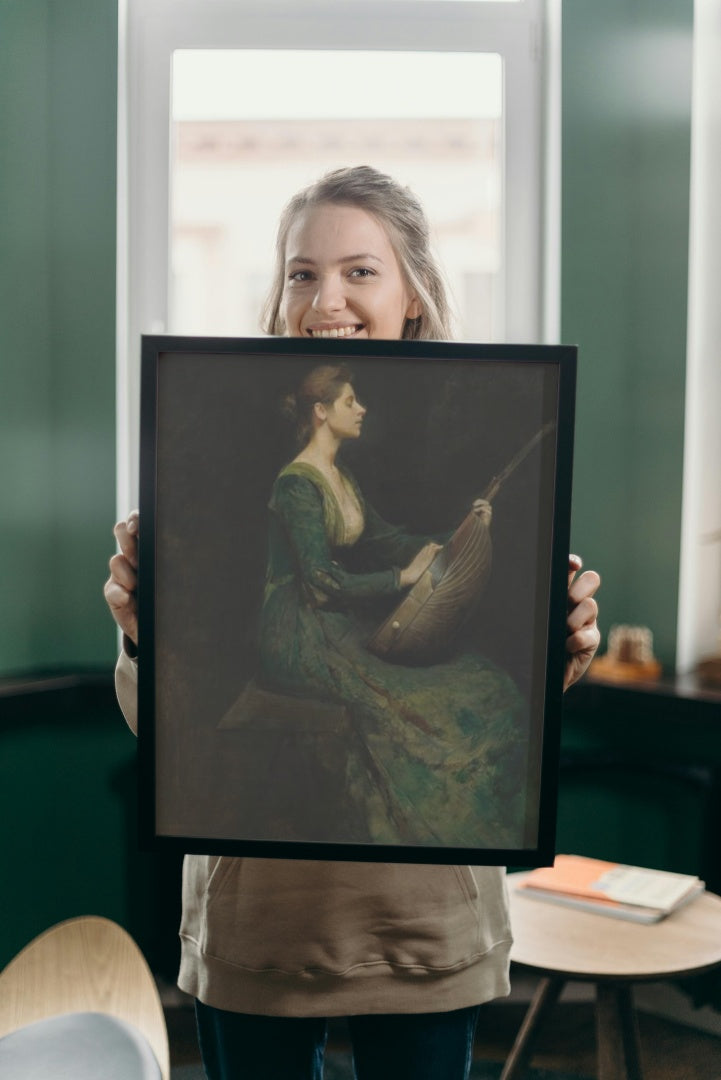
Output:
top-left (170, 50), bottom-right (503, 341)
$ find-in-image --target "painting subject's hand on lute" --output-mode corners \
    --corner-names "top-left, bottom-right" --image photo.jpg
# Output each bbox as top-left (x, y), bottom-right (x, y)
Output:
top-left (471, 498), bottom-right (493, 526)
top-left (399, 542), bottom-right (443, 588)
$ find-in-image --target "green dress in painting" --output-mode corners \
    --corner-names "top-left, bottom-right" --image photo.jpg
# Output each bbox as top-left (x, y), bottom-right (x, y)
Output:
top-left (258, 462), bottom-right (527, 849)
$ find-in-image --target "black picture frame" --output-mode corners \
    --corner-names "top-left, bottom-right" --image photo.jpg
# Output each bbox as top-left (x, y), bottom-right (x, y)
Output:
top-left (138, 336), bottom-right (576, 865)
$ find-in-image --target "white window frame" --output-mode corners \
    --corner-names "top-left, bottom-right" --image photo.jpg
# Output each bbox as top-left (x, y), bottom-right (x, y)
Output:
top-left (117, 0), bottom-right (558, 512)
top-left (676, 0), bottom-right (721, 674)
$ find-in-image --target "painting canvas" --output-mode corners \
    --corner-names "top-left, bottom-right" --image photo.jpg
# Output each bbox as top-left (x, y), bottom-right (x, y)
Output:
top-left (138, 336), bottom-right (576, 865)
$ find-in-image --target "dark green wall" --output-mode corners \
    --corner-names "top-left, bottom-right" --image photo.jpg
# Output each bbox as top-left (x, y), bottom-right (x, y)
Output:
top-left (0, 0), bottom-right (133, 970)
top-left (557, 681), bottom-right (721, 902)
top-left (0, 682), bottom-right (182, 973)
top-left (0, 0), bottom-right (118, 675)
top-left (563, 0), bottom-right (693, 669)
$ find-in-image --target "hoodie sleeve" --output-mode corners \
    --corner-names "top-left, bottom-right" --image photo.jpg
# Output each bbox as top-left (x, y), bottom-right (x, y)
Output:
top-left (115, 644), bottom-right (139, 736)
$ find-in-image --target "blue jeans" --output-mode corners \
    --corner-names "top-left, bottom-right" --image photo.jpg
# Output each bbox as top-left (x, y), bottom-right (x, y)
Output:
top-left (195, 1000), bottom-right (481, 1080)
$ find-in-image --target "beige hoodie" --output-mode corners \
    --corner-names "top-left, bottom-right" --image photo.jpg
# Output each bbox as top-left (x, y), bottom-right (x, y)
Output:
top-left (116, 650), bottom-right (512, 1016)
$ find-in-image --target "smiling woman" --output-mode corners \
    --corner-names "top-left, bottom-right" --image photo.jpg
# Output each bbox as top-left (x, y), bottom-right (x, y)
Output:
top-left (108, 140), bottom-right (596, 1077)
top-left (263, 166), bottom-right (451, 341)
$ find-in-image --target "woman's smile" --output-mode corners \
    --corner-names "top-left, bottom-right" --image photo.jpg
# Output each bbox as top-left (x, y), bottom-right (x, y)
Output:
top-left (307, 323), bottom-right (364, 339)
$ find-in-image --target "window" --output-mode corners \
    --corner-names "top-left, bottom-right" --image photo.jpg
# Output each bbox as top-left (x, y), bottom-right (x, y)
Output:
top-left (169, 49), bottom-right (503, 340)
top-left (118, 0), bottom-right (556, 509)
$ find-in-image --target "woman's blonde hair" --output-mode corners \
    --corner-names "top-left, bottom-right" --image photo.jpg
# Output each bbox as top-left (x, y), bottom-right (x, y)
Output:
top-left (262, 165), bottom-right (454, 341)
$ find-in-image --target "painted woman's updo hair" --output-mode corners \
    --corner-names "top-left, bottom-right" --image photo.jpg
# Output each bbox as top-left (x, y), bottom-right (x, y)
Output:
top-left (262, 165), bottom-right (454, 341)
top-left (283, 363), bottom-right (354, 448)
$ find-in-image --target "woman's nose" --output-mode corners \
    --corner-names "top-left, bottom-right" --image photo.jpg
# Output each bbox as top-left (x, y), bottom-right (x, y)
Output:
top-left (312, 274), bottom-right (345, 314)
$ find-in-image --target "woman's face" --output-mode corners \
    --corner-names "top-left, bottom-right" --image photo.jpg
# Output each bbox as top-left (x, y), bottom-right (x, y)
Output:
top-left (318, 382), bottom-right (367, 441)
top-left (281, 203), bottom-right (421, 341)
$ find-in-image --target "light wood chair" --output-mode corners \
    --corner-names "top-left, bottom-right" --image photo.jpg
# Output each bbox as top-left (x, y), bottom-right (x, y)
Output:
top-left (0, 915), bottom-right (169, 1079)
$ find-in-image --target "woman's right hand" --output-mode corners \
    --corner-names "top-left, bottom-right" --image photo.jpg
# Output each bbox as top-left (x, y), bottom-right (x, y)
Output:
top-left (103, 510), bottom-right (139, 646)
top-left (399, 542), bottom-right (442, 588)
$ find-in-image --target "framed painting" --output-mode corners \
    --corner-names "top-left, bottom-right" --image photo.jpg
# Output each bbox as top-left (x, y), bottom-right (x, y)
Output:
top-left (138, 336), bottom-right (576, 865)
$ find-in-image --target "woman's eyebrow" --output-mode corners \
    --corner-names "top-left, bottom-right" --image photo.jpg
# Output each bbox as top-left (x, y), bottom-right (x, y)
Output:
top-left (339, 253), bottom-right (383, 264)
top-left (286, 253), bottom-right (384, 266)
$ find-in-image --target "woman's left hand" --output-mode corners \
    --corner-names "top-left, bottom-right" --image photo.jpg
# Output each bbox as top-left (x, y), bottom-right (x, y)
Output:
top-left (564, 554), bottom-right (601, 691)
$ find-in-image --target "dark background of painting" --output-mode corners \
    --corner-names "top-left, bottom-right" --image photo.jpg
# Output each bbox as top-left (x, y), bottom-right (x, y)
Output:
top-left (146, 343), bottom-right (561, 847)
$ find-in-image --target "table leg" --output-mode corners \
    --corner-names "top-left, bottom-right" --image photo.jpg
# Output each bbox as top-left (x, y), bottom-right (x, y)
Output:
top-left (500, 976), bottom-right (565, 1080)
top-left (596, 982), bottom-right (643, 1080)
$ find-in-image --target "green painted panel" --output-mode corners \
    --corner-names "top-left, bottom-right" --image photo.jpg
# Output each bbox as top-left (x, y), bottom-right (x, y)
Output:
top-left (0, 2), bottom-right (55, 669)
top-left (562, 0), bottom-right (693, 668)
top-left (0, 0), bottom-right (118, 674)
top-left (46, 1), bottom-right (119, 667)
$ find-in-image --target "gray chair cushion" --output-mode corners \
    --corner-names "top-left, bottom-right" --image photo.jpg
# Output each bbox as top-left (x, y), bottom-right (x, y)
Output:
top-left (0, 1011), bottom-right (162, 1079)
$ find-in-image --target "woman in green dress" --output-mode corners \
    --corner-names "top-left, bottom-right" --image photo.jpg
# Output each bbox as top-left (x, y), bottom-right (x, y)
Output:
top-left (258, 361), bottom-right (527, 849)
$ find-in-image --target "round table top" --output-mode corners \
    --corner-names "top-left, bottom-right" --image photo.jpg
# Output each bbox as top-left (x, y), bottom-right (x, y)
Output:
top-left (508, 871), bottom-right (721, 981)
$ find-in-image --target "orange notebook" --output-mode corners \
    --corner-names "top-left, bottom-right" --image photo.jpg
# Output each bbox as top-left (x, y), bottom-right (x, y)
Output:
top-left (517, 855), bottom-right (703, 923)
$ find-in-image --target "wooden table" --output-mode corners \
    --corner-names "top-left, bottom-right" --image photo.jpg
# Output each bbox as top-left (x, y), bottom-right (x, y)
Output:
top-left (503, 873), bottom-right (721, 1080)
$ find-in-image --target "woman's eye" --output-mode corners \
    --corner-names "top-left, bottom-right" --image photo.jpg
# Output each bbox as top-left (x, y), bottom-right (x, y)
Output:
top-left (288, 270), bottom-right (313, 283)
top-left (349, 267), bottom-right (375, 279)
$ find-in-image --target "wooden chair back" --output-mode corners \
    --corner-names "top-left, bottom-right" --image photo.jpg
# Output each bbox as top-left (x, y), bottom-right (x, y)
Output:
top-left (0, 915), bottom-right (169, 1079)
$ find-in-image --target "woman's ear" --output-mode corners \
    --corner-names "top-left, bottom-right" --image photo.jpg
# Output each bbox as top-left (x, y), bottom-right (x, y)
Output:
top-left (406, 296), bottom-right (422, 320)
top-left (313, 401), bottom-right (328, 423)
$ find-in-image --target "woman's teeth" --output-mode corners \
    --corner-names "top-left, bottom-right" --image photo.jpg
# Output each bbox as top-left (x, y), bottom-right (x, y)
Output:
top-left (309, 325), bottom-right (360, 338)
